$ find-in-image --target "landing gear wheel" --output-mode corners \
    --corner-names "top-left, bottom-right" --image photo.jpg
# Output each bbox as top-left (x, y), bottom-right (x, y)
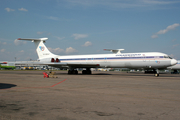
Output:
top-left (87, 70), bottom-right (91, 74)
top-left (68, 70), bottom-right (72, 74)
top-left (155, 73), bottom-right (159, 77)
top-left (82, 70), bottom-right (87, 74)
top-left (68, 70), bottom-right (78, 74)
top-left (72, 70), bottom-right (78, 74)
top-left (75, 70), bottom-right (78, 74)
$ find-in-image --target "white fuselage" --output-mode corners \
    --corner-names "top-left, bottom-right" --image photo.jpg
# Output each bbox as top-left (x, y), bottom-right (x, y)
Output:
top-left (52, 52), bottom-right (176, 69)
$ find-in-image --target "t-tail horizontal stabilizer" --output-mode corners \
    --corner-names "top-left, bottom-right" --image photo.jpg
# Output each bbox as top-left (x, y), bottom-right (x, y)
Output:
top-left (104, 49), bottom-right (124, 54)
top-left (18, 38), bottom-right (48, 42)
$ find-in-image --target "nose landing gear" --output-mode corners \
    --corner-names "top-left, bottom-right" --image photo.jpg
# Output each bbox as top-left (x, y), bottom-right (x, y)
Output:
top-left (154, 69), bottom-right (159, 77)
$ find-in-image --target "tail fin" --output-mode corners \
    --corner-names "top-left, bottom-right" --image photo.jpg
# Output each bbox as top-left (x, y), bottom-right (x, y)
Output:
top-left (18, 38), bottom-right (56, 59)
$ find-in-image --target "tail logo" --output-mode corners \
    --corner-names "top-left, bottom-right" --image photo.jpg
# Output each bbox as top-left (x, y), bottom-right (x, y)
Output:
top-left (39, 46), bottom-right (45, 51)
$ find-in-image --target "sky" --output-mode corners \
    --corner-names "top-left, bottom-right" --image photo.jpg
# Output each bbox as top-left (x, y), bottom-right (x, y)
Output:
top-left (0, 0), bottom-right (180, 61)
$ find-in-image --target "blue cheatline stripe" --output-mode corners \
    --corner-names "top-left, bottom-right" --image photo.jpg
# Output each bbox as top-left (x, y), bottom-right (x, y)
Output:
top-left (59, 56), bottom-right (164, 61)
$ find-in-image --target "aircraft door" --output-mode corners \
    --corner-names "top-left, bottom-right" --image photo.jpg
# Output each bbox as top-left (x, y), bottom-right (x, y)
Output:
top-left (87, 57), bottom-right (94, 63)
top-left (143, 54), bottom-right (146, 62)
top-left (91, 58), bottom-right (94, 63)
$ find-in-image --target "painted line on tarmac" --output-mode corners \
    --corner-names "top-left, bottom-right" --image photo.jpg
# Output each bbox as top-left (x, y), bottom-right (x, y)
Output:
top-left (0, 79), bottom-right (67, 90)
top-left (51, 79), bottom-right (67, 87)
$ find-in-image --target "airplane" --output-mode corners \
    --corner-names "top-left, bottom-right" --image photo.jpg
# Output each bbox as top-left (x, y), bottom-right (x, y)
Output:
top-left (16, 38), bottom-right (177, 77)
top-left (0, 62), bottom-right (7, 64)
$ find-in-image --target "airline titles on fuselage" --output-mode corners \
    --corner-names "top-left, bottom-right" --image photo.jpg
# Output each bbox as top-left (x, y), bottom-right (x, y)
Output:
top-left (116, 54), bottom-right (141, 57)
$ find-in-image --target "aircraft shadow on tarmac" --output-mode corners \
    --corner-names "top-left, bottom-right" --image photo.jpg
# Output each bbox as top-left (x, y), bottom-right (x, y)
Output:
top-left (0, 83), bottom-right (17, 89)
top-left (55, 73), bottom-right (112, 75)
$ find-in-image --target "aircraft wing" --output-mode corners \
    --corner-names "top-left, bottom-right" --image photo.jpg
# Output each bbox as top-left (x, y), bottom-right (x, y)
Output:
top-left (15, 61), bottom-right (100, 68)
top-left (48, 63), bottom-right (100, 68)
top-left (67, 63), bottom-right (100, 68)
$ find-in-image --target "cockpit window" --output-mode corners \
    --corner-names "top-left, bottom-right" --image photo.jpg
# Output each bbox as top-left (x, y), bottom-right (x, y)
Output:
top-left (168, 56), bottom-right (172, 59)
top-left (164, 56), bottom-right (172, 59)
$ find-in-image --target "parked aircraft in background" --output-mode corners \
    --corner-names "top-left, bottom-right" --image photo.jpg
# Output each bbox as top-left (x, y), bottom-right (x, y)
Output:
top-left (0, 62), bottom-right (7, 64)
top-left (167, 60), bottom-right (180, 74)
top-left (16, 38), bottom-right (177, 77)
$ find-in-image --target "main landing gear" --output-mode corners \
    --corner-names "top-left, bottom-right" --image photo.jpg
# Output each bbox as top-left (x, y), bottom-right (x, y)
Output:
top-left (68, 69), bottom-right (78, 74)
top-left (82, 68), bottom-right (92, 75)
top-left (68, 68), bottom-right (92, 75)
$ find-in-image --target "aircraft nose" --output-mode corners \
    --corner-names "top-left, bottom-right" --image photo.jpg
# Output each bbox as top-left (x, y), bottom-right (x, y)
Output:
top-left (171, 59), bottom-right (177, 66)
